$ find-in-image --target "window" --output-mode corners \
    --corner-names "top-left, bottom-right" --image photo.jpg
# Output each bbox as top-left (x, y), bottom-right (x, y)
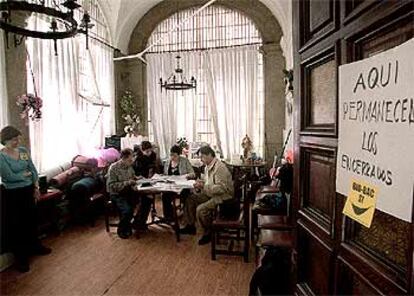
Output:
top-left (147, 5), bottom-right (264, 157)
top-left (77, 0), bottom-right (114, 150)
top-left (25, 0), bottom-right (114, 171)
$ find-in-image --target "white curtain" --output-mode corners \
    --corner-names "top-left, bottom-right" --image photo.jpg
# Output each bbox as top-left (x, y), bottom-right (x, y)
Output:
top-left (26, 19), bottom-right (115, 171)
top-left (77, 38), bottom-right (115, 156)
top-left (27, 37), bottom-right (83, 172)
top-left (205, 46), bottom-right (262, 159)
top-left (0, 31), bottom-right (8, 130)
top-left (147, 52), bottom-right (199, 158)
top-left (147, 45), bottom-right (263, 160)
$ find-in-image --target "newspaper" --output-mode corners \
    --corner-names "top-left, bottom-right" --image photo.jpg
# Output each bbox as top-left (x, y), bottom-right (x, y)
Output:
top-left (134, 174), bottom-right (195, 193)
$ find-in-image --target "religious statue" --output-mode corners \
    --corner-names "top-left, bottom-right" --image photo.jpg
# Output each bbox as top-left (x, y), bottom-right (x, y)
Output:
top-left (241, 134), bottom-right (253, 160)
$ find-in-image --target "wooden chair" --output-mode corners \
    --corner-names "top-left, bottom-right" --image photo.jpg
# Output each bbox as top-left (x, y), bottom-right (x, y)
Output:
top-left (255, 229), bottom-right (293, 266)
top-left (211, 177), bottom-right (250, 262)
top-left (252, 189), bottom-right (291, 240)
top-left (104, 196), bottom-right (119, 232)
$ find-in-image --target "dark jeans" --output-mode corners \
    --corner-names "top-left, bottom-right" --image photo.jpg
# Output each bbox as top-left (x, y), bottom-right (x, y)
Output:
top-left (162, 189), bottom-right (190, 220)
top-left (111, 191), bottom-right (152, 234)
top-left (2, 185), bottom-right (41, 261)
top-left (135, 194), bottom-right (152, 227)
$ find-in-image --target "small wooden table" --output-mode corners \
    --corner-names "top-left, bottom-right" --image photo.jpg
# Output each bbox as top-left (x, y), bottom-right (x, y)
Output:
top-left (134, 177), bottom-right (195, 242)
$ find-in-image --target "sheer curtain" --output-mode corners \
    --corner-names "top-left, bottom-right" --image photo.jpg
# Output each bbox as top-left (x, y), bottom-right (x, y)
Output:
top-left (147, 45), bottom-right (263, 160)
top-left (147, 52), bottom-right (199, 158)
top-left (27, 36), bottom-right (82, 172)
top-left (24, 0), bottom-right (115, 171)
top-left (0, 32), bottom-right (8, 129)
top-left (205, 46), bottom-right (262, 159)
top-left (77, 38), bottom-right (115, 156)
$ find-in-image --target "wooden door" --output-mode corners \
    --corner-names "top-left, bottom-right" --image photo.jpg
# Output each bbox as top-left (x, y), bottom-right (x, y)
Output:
top-left (292, 1), bottom-right (413, 294)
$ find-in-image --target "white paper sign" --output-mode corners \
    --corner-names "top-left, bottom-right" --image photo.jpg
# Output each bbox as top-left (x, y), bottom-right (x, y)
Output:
top-left (336, 38), bottom-right (414, 222)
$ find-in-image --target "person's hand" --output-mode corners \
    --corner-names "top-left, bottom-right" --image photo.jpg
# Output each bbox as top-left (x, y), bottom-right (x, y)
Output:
top-left (194, 179), bottom-right (204, 190)
top-left (128, 179), bottom-right (136, 186)
top-left (148, 168), bottom-right (154, 178)
top-left (23, 171), bottom-right (32, 177)
top-left (186, 174), bottom-right (195, 180)
top-left (134, 175), bottom-right (143, 180)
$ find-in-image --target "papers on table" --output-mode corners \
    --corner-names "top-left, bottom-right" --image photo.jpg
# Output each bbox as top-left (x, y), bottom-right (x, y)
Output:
top-left (134, 174), bottom-right (195, 193)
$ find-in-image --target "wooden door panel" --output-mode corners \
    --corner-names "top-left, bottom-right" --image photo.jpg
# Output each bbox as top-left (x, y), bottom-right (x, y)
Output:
top-left (301, 48), bottom-right (338, 136)
top-left (299, 0), bottom-right (338, 51)
top-left (293, 1), bottom-right (414, 295)
top-left (336, 244), bottom-right (408, 295)
top-left (300, 145), bottom-right (336, 237)
top-left (336, 14), bottom-right (414, 293)
top-left (297, 222), bottom-right (334, 295)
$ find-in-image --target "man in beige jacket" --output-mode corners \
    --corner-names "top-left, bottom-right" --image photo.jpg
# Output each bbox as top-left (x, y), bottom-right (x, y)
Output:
top-left (180, 146), bottom-right (234, 245)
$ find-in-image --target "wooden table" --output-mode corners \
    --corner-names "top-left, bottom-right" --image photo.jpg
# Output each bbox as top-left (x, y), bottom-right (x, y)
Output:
top-left (134, 178), bottom-right (195, 242)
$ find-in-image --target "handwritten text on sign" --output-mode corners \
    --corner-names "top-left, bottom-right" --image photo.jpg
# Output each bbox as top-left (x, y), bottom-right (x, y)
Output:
top-left (343, 179), bottom-right (378, 228)
top-left (336, 39), bottom-right (414, 222)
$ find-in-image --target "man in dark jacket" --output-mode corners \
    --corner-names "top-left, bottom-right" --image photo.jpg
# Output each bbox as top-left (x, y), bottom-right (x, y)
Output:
top-left (133, 141), bottom-right (158, 178)
top-left (132, 141), bottom-right (159, 229)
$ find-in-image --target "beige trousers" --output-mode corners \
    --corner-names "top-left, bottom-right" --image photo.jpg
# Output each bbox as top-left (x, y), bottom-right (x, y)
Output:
top-left (183, 193), bottom-right (220, 235)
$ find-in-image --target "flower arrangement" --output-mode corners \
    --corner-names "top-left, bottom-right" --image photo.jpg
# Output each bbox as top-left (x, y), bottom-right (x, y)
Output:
top-left (16, 93), bottom-right (42, 121)
top-left (176, 137), bottom-right (189, 150)
top-left (123, 114), bottom-right (141, 135)
top-left (120, 90), bottom-right (141, 135)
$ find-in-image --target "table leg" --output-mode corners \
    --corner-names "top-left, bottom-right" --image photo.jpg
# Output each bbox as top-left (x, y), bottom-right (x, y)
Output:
top-left (172, 194), bottom-right (180, 242)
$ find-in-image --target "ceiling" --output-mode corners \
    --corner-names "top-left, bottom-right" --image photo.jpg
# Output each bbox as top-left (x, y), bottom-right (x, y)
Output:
top-left (98, 0), bottom-right (292, 66)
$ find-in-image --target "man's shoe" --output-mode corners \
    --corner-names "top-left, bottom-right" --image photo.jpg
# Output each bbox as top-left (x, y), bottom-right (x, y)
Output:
top-left (198, 234), bottom-right (211, 245)
top-left (117, 228), bottom-right (132, 239)
top-left (33, 245), bottom-right (52, 256)
top-left (117, 232), bottom-right (130, 239)
top-left (179, 225), bottom-right (196, 235)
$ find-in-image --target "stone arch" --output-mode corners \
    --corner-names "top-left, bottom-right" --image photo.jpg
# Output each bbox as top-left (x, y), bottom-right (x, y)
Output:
top-left (128, 0), bottom-right (282, 53)
top-left (116, 0), bottom-right (286, 159)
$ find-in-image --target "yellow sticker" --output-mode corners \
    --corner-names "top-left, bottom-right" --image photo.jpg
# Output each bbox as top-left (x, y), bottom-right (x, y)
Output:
top-left (20, 153), bottom-right (29, 161)
top-left (343, 179), bottom-right (378, 228)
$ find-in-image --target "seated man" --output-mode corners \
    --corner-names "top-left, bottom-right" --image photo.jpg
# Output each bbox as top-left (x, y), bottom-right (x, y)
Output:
top-left (106, 148), bottom-right (139, 239)
top-left (132, 141), bottom-right (159, 228)
top-left (133, 141), bottom-right (159, 178)
top-left (180, 146), bottom-right (234, 245)
top-left (162, 145), bottom-right (195, 221)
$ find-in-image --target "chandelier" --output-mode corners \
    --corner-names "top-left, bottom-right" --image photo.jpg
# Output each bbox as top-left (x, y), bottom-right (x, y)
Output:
top-left (0, 0), bottom-right (93, 55)
top-left (159, 55), bottom-right (197, 92)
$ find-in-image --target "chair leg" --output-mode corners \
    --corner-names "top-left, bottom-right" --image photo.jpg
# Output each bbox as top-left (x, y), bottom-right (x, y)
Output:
top-left (251, 212), bottom-right (257, 241)
top-left (244, 229), bottom-right (250, 263)
top-left (105, 205), bottom-right (110, 232)
top-left (211, 229), bottom-right (217, 260)
top-left (150, 197), bottom-right (157, 223)
top-left (172, 195), bottom-right (180, 242)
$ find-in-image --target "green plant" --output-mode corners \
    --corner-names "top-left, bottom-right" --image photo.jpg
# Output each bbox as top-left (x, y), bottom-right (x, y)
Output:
top-left (120, 90), bottom-right (140, 134)
top-left (120, 90), bottom-right (136, 116)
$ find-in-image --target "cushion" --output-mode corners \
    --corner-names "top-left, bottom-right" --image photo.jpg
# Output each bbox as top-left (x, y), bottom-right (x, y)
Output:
top-left (257, 229), bottom-right (293, 248)
top-left (258, 215), bottom-right (292, 230)
top-left (38, 189), bottom-right (63, 203)
top-left (49, 167), bottom-right (82, 188)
